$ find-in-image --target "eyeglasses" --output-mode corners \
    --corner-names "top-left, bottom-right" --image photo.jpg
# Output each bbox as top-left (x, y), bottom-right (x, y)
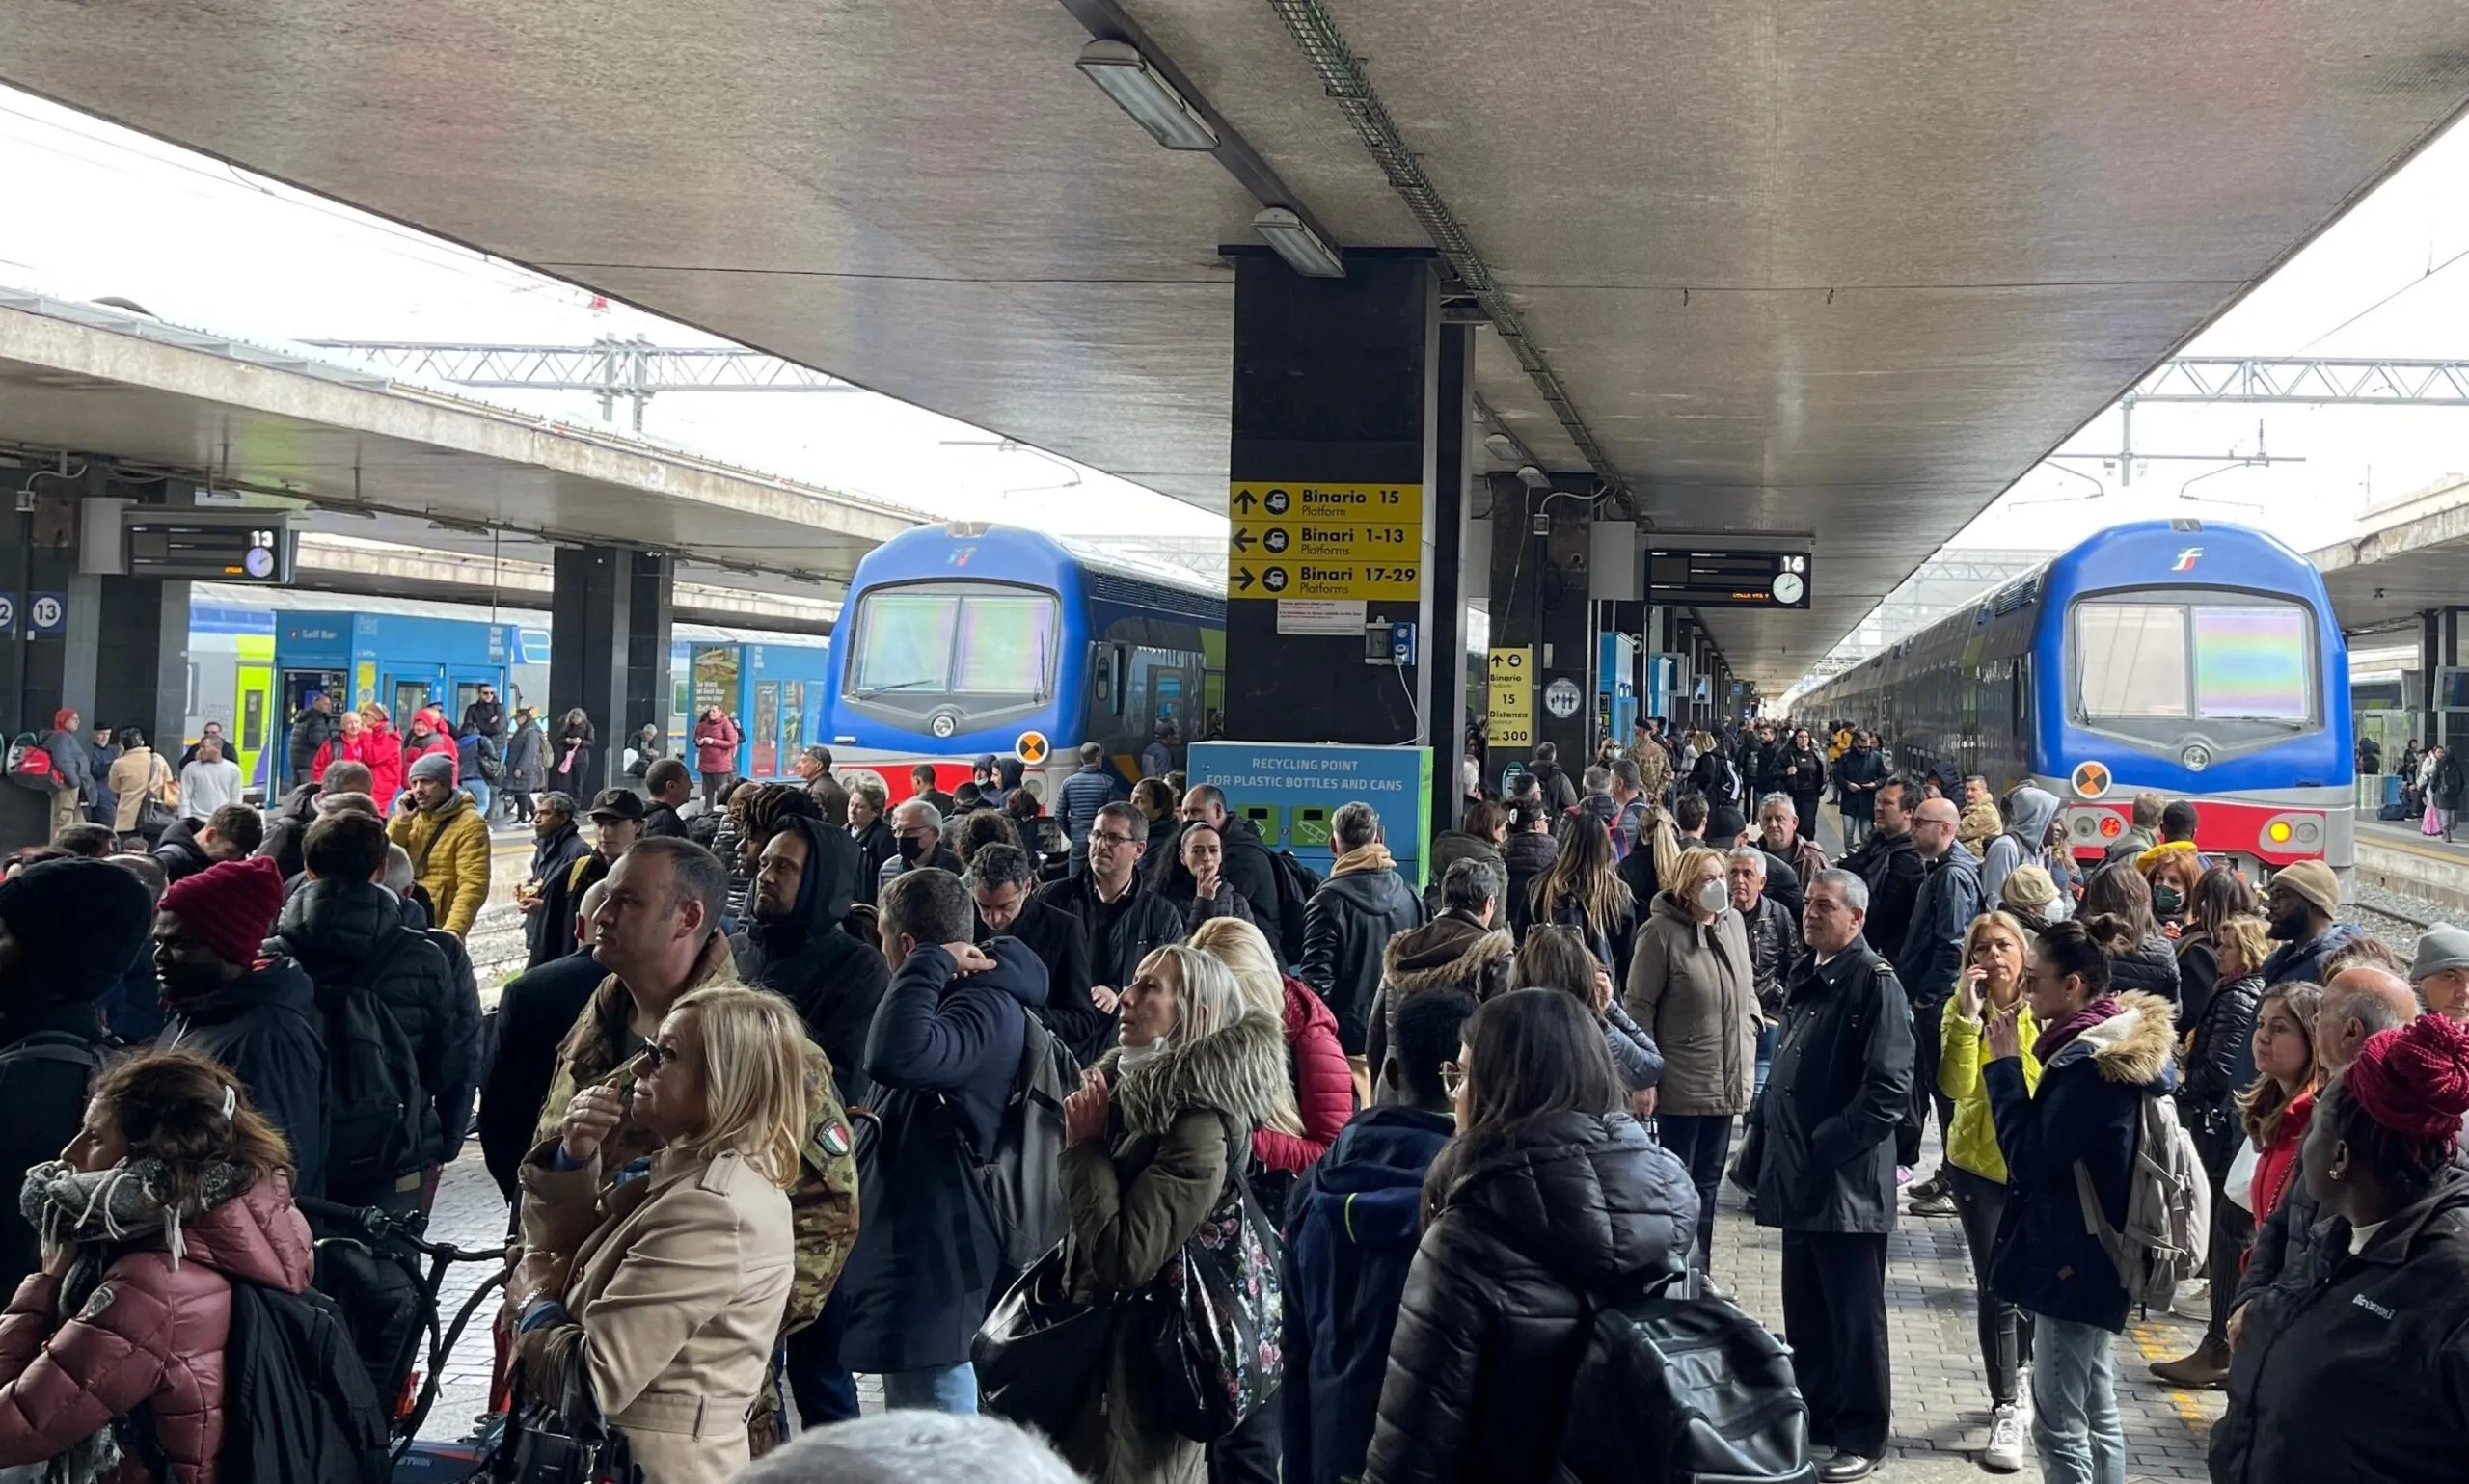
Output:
top-left (632, 1040), bottom-right (684, 1074)
top-left (1440, 1060), bottom-right (1467, 1098)
top-left (1091, 830), bottom-right (1139, 848)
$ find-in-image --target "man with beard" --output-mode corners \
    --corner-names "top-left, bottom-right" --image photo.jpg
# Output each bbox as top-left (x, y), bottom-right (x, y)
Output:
top-left (515, 792), bottom-right (593, 959)
top-left (876, 798), bottom-right (963, 896)
top-left (967, 842), bottom-right (1103, 1064)
top-left (733, 805), bottom-right (888, 1108)
top-left (0, 858), bottom-right (153, 1294)
top-left (152, 855), bottom-right (327, 1196)
top-left (2257, 858), bottom-right (2360, 986)
top-left (528, 788), bottom-right (641, 968)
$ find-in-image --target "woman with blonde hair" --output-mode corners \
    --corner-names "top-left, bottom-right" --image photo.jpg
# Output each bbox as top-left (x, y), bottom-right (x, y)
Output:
top-left (1057, 944), bottom-right (1292, 1483)
top-left (1186, 915), bottom-right (1343, 1182)
top-left (507, 984), bottom-right (807, 1484)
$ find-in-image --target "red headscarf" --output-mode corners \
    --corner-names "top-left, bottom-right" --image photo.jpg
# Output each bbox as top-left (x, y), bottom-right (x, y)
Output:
top-left (2344, 1013), bottom-right (2469, 1154)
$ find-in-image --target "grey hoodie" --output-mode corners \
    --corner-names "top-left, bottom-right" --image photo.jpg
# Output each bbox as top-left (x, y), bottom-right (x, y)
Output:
top-left (1981, 785), bottom-right (2060, 908)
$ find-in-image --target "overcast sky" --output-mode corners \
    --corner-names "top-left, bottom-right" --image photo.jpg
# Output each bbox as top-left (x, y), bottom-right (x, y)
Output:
top-left (2, 85), bottom-right (2465, 569)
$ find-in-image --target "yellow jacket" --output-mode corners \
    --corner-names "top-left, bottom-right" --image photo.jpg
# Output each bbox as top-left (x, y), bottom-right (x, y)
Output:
top-left (1938, 997), bottom-right (2043, 1183)
top-left (388, 791), bottom-right (492, 935)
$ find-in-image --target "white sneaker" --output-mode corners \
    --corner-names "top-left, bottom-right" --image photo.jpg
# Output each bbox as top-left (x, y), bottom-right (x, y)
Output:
top-left (2170, 1279), bottom-right (2211, 1321)
top-left (1982, 1403), bottom-right (2026, 1473)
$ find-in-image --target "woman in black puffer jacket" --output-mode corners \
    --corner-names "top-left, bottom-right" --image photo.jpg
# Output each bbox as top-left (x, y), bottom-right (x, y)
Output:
top-left (2080, 862), bottom-right (2181, 1010)
top-left (1362, 988), bottom-right (1696, 1484)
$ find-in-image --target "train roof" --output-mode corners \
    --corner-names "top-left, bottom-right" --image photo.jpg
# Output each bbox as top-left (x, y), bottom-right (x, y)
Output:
top-left (189, 583), bottom-right (824, 648)
top-left (855, 522), bottom-right (1219, 598)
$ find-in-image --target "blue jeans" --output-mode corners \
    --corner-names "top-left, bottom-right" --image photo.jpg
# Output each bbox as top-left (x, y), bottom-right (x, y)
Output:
top-left (2030, 1314), bottom-right (2125, 1484)
top-left (880, 1362), bottom-right (978, 1414)
top-left (1753, 1021), bottom-right (1776, 1094)
top-left (464, 776), bottom-right (493, 816)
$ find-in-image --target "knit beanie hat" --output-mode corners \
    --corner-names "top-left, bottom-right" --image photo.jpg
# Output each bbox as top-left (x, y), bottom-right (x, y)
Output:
top-left (407, 751), bottom-right (457, 786)
top-left (2000, 865), bottom-right (2058, 911)
top-left (2271, 859), bottom-right (2340, 919)
top-left (2409, 923), bottom-right (2469, 983)
top-left (2343, 1013), bottom-right (2469, 1155)
top-left (0, 858), bottom-right (154, 1008)
top-left (159, 856), bottom-right (285, 969)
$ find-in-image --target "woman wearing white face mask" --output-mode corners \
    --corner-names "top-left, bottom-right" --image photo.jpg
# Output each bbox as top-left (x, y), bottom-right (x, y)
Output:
top-left (1624, 844), bottom-right (1757, 1285)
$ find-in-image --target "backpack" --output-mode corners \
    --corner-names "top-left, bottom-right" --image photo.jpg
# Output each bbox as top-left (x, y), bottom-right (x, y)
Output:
top-left (2073, 1092), bottom-right (2211, 1312)
top-left (1554, 1284), bottom-right (1814, 1484)
top-left (0, 1031), bottom-right (107, 1077)
top-left (218, 1279), bottom-right (393, 1484)
top-left (475, 735), bottom-right (505, 786)
top-left (315, 931), bottom-right (432, 1204)
top-left (6, 734), bottom-right (60, 792)
top-left (963, 1012), bottom-right (1081, 1271)
top-left (1268, 849), bottom-right (1322, 966)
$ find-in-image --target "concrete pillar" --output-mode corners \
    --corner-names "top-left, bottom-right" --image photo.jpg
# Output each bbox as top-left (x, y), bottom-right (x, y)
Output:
top-left (1486, 472), bottom-right (1594, 767)
top-left (551, 545), bottom-right (673, 796)
top-left (1222, 251), bottom-right (1437, 745)
top-left (1426, 322), bottom-right (1473, 833)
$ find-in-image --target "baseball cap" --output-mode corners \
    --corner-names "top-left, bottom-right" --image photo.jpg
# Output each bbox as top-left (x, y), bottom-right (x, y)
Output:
top-left (588, 788), bottom-right (646, 823)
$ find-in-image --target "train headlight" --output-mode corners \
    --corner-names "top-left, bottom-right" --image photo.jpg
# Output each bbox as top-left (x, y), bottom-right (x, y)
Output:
top-left (2257, 813), bottom-right (2322, 855)
top-left (2267, 821), bottom-right (2292, 845)
top-left (2098, 815), bottom-right (2122, 840)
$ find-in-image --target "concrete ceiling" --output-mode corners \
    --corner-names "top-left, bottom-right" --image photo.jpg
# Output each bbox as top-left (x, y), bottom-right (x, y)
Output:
top-left (5, 1), bottom-right (2467, 687)
top-left (2313, 496), bottom-right (2469, 637)
top-left (0, 294), bottom-right (915, 588)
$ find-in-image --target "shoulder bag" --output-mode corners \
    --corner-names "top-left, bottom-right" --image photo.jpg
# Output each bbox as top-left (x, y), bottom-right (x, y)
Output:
top-left (971, 1240), bottom-right (1117, 1442)
top-left (1133, 1119), bottom-right (1284, 1442)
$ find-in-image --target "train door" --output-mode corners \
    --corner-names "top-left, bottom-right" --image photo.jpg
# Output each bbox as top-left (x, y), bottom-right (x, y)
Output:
top-left (276, 668), bottom-right (348, 790)
top-left (389, 670), bottom-right (442, 727)
top-left (448, 669), bottom-right (502, 732)
top-left (232, 657), bottom-right (273, 797)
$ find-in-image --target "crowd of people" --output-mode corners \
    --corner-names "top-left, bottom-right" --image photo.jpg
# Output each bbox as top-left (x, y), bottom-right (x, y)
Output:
top-left (0, 707), bottom-right (2461, 1484)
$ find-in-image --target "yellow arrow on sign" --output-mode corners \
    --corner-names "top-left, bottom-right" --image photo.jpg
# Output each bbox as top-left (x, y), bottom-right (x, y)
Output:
top-left (1226, 559), bottom-right (1420, 602)
top-left (1228, 481), bottom-right (1424, 526)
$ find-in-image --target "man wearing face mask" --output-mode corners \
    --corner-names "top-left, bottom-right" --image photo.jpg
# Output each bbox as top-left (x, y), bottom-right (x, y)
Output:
top-left (877, 799), bottom-right (963, 897)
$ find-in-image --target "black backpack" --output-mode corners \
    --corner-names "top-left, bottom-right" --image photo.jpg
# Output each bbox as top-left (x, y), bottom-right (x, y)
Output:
top-left (219, 1278), bottom-right (393, 1484)
top-left (959, 1012), bottom-right (1080, 1271)
top-left (1268, 850), bottom-right (1322, 967)
top-left (315, 931), bottom-right (431, 1204)
top-left (1553, 1285), bottom-right (1814, 1484)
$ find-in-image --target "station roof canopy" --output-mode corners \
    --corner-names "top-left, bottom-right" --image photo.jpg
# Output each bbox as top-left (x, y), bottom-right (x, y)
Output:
top-left (0, 290), bottom-right (917, 594)
top-left (5, 2), bottom-right (2467, 687)
top-left (2311, 476), bottom-right (2469, 638)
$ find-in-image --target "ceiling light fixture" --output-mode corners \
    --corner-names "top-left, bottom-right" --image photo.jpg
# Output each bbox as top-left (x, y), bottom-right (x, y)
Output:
top-left (1252, 207), bottom-right (1345, 279)
top-left (1516, 465), bottom-right (1551, 490)
top-left (1076, 40), bottom-right (1219, 150)
top-left (1482, 433), bottom-right (1519, 461)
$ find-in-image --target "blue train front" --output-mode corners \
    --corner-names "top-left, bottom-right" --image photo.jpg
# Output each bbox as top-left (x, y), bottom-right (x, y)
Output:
top-left (819, 524), bottom-right (1224, 800)
top-left (1798, 520), bottom-right (2352, 881)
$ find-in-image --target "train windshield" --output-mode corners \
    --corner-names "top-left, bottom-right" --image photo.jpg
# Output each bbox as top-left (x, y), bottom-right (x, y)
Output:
top-left (2073, 592), bottom-right (2316, 745)
top-left (847, 582), bottom-right (1057, 698)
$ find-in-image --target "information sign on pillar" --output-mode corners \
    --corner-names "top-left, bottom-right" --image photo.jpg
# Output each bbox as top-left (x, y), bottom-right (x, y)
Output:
top-left (1487, 647), bottom-right (1533, 747)
top-left (1226, 482), bottom-right (1424, 604)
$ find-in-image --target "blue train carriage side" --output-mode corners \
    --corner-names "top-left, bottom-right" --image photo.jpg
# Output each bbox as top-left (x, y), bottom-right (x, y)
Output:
top-left (1798, 521), bottom-right (2351, 885)
top-left (672, 629), bottom-right (833, 784)
top-left (820, 523), bottom-right (1226, 805)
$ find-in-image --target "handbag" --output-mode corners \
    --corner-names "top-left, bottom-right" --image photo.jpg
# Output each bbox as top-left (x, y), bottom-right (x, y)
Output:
top-left (492, 1359), bottom-right (641, 1484)
top-left (1133, 1122), bottom-right (1285, 1443)
top-left (971, 1241), bottom-right (1118, 1441)
top-left (135, 754), bottom-right (178, 840)
top-left (2224, 1135), bottom-right (2262, 1214)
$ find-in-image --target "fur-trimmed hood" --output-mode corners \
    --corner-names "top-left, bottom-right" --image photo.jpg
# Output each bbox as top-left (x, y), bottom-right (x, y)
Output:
top-left (1381, 913), bottom-right (1515, 996)
top-left (1105, 1010), bottom-right (1292, 1137)
top-left (2049, 990), bottom-right (2180, 1091)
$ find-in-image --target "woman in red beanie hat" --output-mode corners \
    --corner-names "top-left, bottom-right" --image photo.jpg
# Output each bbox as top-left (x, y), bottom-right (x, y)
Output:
top-left (2211, 1012), bottom-right (2469, 1482)
top-left (151, 856), bottom-right (328, 1198)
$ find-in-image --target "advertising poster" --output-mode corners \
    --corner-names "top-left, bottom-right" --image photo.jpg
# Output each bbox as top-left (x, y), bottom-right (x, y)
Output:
top-left (752, 681), bottom-right (779, 777)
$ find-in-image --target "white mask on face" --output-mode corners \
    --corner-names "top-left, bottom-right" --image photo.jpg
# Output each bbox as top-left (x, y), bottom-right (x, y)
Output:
top-left (1696, 878), bottom-right (1729, 915)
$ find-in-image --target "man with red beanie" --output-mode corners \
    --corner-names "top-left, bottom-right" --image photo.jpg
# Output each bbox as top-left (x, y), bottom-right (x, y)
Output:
top-left (2213, 1012), bottom-right (2469, 1482)
top-left (35, 707), bottom-right (91, 844)
top-left (152, 854), bottom-right (327, 1196)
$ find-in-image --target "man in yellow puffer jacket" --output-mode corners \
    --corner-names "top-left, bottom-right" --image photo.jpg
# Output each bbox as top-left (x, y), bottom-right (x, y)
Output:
top-left (388, 751), bottom-right (492, 935)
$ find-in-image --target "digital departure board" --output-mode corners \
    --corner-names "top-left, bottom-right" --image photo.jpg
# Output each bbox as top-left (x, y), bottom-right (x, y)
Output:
top-left (123, 514), bottom-right (295, 583)
top-left (1645, 549), bottom-right (1811, 608)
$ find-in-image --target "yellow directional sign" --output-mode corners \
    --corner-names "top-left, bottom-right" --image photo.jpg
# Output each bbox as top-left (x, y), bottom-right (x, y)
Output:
top-left (1227, 482), bottom-right (1424, 526)
top-left (1488, 646), bottom-right (1534, 746)
top-left (1227, 559), bottom-right (1422, 601)
top-left (1228, 521), bottom-right (1418, 560)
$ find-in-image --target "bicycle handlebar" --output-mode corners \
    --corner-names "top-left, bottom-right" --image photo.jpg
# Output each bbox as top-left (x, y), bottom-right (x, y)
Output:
top-left (297, 1196), bottom-right (509, 1264)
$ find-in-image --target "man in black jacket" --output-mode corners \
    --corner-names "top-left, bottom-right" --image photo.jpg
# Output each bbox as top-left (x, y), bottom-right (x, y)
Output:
top-left (478, 879), bottom-right (608, 1201)
top-left (641, 758), bottom-right (692, 840)
top-left (1746, 869), bottom-right (1914, 1482)
top-left (967, 842), bottom-right (1103, 1064)
top-left (516, 792), bottom-right (592, 958)
top-left (1893, 796), bottom-right (1981, 1196)
top-left (529, 789), bottom-right (640, 969)
top-left (458, 684), bottom-right (505, 744)
top-left (733, 812), bottom-right (888, 1108)
top-left (1301, 801), bottom-right (1427, 1104)
top-left (272, 810), bottom-right (478, 1210)
top-left (0, 859), bottom-right (153, 1295)
top-left (153, 803), bottom-right (263, 884)
top-left (1836, 776), bottom-right (1925, 968)
top-left (287, 690), bottom-right (338, 789)
top-left (1036, 800), bottom-right (1181, 1039)
top-left (845, 774), bottom-right (899, 904)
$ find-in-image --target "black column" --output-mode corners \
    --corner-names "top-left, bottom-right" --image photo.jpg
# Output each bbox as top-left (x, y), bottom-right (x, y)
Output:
top-left (1486, 472), bottom-right (1594, 767)
top-left (1223, 251), bottom-right (1436, 744)
top-left (1426, 322), bottom-right (1472, 832)
top-left (552, 545), bottom-right (673, 796)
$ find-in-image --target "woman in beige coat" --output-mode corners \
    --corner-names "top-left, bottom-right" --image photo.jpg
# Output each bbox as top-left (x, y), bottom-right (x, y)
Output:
top-left (508, 985), bottom-right (803, 1484)
top-left (1057, 943), bottom-right (1294, 1484)
top-left (105, 728), bottom-right (172, 839)
top-left (1623, 844), bottom-right (1755, 1282)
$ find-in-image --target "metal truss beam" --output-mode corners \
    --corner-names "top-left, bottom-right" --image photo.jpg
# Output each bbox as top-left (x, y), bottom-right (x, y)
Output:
top-left (2135, 357), bottom-right (2469, 405)
top-left (299, 337), bottom-right (858, 428)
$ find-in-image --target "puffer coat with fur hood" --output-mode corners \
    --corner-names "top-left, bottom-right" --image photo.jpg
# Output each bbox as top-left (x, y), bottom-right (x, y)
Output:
top-left (1365, 914), bottom-right (1515, 1100)
top-left (0, 1160), bottom-right (313, 1484)
top-left (1057, 1011), bottom-right (1293, 1484)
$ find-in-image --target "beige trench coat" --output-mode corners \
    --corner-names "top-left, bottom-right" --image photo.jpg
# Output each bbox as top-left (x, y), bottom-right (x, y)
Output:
top-left (518, 1146), bottom-right (795, 1484)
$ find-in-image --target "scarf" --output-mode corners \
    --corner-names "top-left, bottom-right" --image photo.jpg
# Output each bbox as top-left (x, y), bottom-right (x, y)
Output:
top-left (20, 1156), bottom-right (253, 1273)
top-left (2031, 993), bottom-right (2124, 1064)
top-left (1333, 842), bottom-right (1397, 877)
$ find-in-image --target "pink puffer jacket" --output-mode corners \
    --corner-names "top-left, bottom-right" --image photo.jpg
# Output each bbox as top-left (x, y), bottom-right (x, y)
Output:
top-left (0, 1171), bottom-right (315, 1483)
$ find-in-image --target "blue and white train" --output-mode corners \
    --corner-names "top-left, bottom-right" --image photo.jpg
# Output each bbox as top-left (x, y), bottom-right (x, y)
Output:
top-left (1793, 521), bottom-right (2352, 880)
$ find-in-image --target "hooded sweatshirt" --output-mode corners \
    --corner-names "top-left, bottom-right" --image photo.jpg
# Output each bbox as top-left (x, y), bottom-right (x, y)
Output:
top-left (0, 860), bottom-right (153, 1296)
top-left (1980, 785), bottom-right (2060, 909)
top-left (730, 815), bottom-right (888, 1107)
top-left (159, 961), bottom-right (328, 1200)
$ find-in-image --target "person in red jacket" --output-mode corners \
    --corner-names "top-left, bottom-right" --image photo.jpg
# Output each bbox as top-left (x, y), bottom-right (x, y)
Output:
top-left (1189, 915), bottom-right (1353, 1178)
top-left (310, 707), bottom-right (368, 783)
top-left (402, 707), bottom-right (457, 778)
top-left (692, 706), bottom-right (743, 807)
top-left (359, 702), bottom-right (406, 812)
top-left (0, 1046), bottom-right (314, 1482)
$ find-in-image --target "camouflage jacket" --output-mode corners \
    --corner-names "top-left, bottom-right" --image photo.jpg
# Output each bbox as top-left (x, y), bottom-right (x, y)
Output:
top-left (532, 970), bottom-right (860, 1333)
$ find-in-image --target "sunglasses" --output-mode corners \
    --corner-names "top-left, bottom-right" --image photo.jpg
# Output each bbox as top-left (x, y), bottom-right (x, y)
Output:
top-left (631, 1040), bottom-right (685, 1074)
top-left (1440, 1060), bottom-right (1467, 1098)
